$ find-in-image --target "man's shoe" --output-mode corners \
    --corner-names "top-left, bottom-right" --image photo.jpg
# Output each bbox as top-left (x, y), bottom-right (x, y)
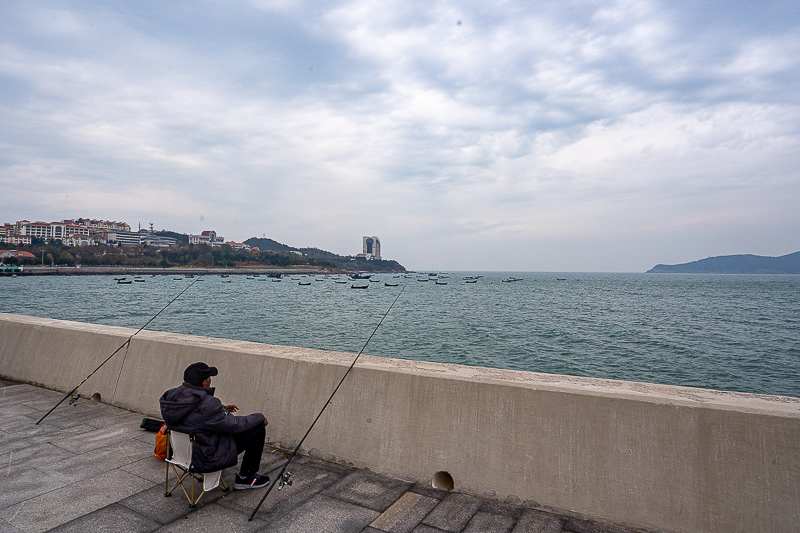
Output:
top-left (234, 473), bottom-right (270, 490)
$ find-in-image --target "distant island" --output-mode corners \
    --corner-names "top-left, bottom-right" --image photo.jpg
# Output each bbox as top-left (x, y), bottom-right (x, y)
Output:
top-left (647, 251), bottom-right (800, 274)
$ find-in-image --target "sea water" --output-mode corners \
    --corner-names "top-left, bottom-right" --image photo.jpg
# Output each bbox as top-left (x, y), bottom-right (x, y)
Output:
top-left (1, 272), bottom-right (798, 398)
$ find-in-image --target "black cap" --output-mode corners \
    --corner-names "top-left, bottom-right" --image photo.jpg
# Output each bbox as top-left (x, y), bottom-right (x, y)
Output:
top-left (183, 362), bottom-right (218, 385)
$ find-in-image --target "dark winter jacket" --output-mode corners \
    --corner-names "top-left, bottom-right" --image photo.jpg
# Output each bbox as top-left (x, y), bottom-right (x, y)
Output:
top-left (159, 383), bottom-right (265, 473)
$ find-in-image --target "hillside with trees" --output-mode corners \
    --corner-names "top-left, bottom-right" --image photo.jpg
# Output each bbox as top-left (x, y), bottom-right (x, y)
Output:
top-left (647, 251), bottom-right (800, 274)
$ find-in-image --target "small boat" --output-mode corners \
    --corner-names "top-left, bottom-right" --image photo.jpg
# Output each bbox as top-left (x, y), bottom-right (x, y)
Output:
top-left (114, 277), bottom-right (127, 281)
top-left (335, 280), bottom-right (347, 284)
top-left (384, 282), bottom-right (399, 287)
top-left (350, 273), bottom-right (371, 279)
top-left (369, 278), bottom-right (381, 282)
top-left (435, 281), bottom-right (448, 285)
top-left (116, 280), bottom-right (133, 285)
top-left (220, 274), bottom-right (229, 278)
top-left (272, 278), bottom-right (281, 282)
top-left (502, 277), bottom-right (523, 282)
top-left (417, 278), bottom-right (429, 282)
top-left (134, 279), bottom-right (145, 282)
top-left (174, 277), bottom-right (183, 280)
top-left (299, 281), bottom-right (312, 286)
top-left (557, 277), bottom-right (566, 281)
top-left (465, 279), bottom-right (478, 284)
top-left (351, 284), bottom-right (369, 289)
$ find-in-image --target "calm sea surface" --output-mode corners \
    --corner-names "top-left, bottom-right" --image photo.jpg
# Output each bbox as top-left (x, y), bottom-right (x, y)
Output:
top-left (1, 272), bottom-right (798, 398)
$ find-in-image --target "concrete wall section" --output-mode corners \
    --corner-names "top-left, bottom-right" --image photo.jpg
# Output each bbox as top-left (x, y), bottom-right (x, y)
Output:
top-left (1, 313), bottom-right (798, 533)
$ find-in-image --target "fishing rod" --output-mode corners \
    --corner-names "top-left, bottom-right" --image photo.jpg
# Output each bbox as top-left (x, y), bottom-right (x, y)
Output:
top-left (249, 277), bottom-right (409, 521)
top-left (35, 273), bottom-right (207, 425)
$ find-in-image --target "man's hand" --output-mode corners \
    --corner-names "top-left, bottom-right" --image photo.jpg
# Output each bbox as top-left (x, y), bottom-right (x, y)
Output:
top-left (225, 404), bottom-right (239, 413)
top-left (263, 417), bottom-right (269, 427)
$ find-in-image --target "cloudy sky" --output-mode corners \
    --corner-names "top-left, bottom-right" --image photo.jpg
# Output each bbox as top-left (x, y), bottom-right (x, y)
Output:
top-left (1, 0), bottom-right (798, 271)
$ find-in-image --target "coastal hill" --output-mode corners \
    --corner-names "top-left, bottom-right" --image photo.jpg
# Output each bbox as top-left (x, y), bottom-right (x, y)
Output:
top-left (647, 251), bottom-right (800, 274)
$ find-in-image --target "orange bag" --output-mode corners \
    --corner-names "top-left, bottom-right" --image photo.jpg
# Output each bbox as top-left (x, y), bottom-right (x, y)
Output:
top-left (154, 424), bottom-right (168, 460)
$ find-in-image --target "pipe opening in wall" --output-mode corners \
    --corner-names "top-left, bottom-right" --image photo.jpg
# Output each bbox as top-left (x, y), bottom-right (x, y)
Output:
top-left (432, 471), bottom-right (454, 491)
top-left (90, 392), bottom-right (102, 402)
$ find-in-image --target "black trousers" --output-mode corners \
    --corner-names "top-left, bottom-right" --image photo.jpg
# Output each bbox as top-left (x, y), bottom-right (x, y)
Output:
top-left (232, 424), bottom-right (265, 477)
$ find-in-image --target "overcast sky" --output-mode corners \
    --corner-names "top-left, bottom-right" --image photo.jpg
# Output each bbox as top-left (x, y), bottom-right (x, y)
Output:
top-left (1, 0), bottom-right (798, 271)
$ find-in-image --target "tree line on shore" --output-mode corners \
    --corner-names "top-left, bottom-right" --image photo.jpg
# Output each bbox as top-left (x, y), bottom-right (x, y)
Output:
top-left (2, 238), bottom-right (406, 272)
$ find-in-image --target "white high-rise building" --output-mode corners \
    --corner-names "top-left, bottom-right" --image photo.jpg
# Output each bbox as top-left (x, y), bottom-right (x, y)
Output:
top-left (362, 236), bottom-right (381, 260)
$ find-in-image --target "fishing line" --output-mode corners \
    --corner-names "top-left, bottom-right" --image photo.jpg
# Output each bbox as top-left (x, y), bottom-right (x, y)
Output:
top-left (249, 276), bottom-right (410, 521)
top-left (35, 273), bottom-right (207, 425)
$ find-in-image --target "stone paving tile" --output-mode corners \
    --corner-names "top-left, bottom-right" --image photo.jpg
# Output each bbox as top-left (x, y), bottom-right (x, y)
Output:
top-left (562, 518), bottom-right (630, 533)
top-left (217, 457), bottom-right (348, 518)
top-left (0, 467), bottom-right (73, 510)
top-left (369, 491), bottom-right (440, 533)
top-left (0, 441), bottom-right (75, 474)
top-left (0, 519), bottom-right (24, 533)
top-left (259, 493), bottom-right (380, 533)
top-left (154, 502), bottom-right (268, 533)
top-left (44, 438), bottom-right (152, 485)
top-left (48, 503), bottom-right (161, 533)
top-left (47, 424), bottom-right (144, 455)
top-left (322, 469), bottom-right (413, 513)
top-left (118, 481), bottom-right (228, 525)
top-left (512, 510), bottom-right (563, 533)
top-left (411, 525), bottom-right (449, 532)
top-left (0, 469), bottom-right (155, 533)
top-left (119, 455), bottom-right (171, 484)
top-left (421, 493), bottom-right (483, 532)
top-left (462, 511), bottom-right (517, 533)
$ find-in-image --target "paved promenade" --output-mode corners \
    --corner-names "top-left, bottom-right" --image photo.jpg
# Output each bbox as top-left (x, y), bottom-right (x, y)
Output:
top-left (0, 379), bottom-right (638, 533)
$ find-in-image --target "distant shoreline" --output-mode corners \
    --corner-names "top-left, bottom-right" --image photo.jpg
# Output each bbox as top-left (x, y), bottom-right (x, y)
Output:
top-left (0, 266), bottom-right (347, 276)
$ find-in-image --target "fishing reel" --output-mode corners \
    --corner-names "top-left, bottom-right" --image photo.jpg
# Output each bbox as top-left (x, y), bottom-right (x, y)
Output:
top-left (68, 393), bottom-right (81, 406)
top-left (278, 471), bottom-right (293, 490)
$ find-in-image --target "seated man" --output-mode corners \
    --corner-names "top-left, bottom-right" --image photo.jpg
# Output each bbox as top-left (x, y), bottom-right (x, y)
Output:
top-left (160, 362), bottom-right (270, 489)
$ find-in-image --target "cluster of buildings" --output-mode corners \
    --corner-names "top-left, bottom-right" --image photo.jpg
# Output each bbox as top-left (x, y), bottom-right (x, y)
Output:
top-left (0, 219), bottom-right (251, 250)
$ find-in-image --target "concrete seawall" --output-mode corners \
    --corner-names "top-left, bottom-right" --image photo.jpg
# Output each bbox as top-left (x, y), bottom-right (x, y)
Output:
top-left (1, 312), bottom-right (798, 532)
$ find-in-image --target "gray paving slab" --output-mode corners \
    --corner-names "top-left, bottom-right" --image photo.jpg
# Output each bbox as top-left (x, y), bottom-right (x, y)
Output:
top-left (368, 491), bottom-right (440, 533)
top-left (218, 457), bottom-right (348, 518)
top-left (259, 493), bottom-right (380, 533)
top-left (44, 438), bottom-right (152, 485)
top-left (48, 503), bottom-right (161, 533)
top-left (422, 493), bottom-right (483, 532)
top-left (153, 502), bottom-right (268, 533)
top-left (322, 469), bottom-right (413, 513)
top-left (47, 424), bottom-right (143, 455)
top-left (0, 467), bottom-right (73, 509)
top-left (462, 511), bottom-right (517, 533)
top-left (0, 519), bottom-right (23, 533)
top-left (1, 441), bottom-right (75, 474)
top-left (0, 469), bottom-right (155, 533)
top-left (119, 455), bottom-right (171, 484)
top-left (512, 510), bottom-right (563, 533)
top-left (118, 481), bottom-right (228, 525)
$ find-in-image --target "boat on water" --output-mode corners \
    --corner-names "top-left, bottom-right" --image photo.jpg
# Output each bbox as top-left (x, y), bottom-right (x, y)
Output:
top-left (384, 282), bottom-right (399, 287)
top-left (272, 278), bottom-right (281, 282)
top-left (299, 281), bottom-right (312, 285)
top-left (134, 279), bottom-right (145, 282)
top-left (114, 277), bottom-right (127, 281)
top-left (417, 278), bottom-right (429, 282)
top-left (350, 273), bottom-right (371, 279)
top-left (464, 279), bottom-right (478, 284)
top-left (335, 280), bottom-right (347, 284)
top-left (369, 278), bottom-right (381, 282)
top-left (351, 284), bottom-right (369, 289)
top-left (435, 281), bottom-right (448, 285)
top-left (502, 277), bottom-right (523, 282)
top-left (116, 280), bottom-right (133, 284)
top-left (557, 278), bottom-right (566, 281)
